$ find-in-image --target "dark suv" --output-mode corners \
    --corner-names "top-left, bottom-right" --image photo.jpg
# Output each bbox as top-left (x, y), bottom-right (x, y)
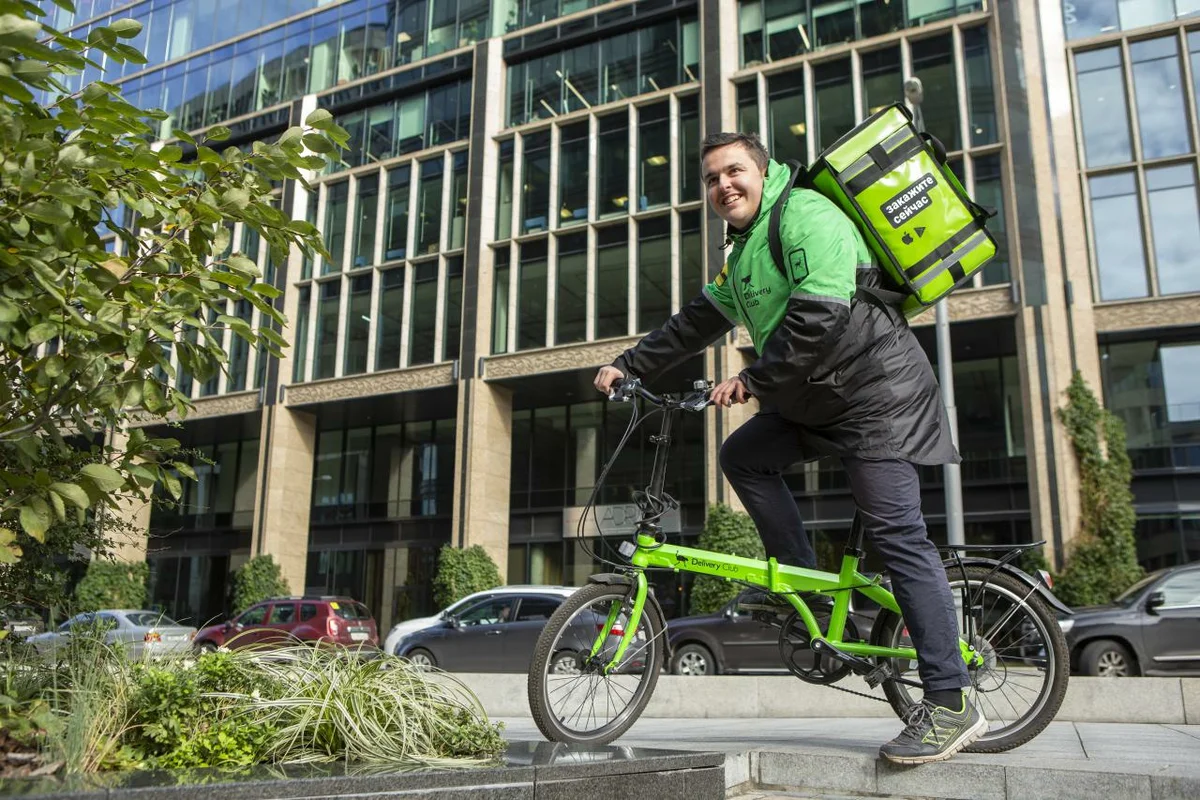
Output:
top-left (194, 596), bottom-right (378, 652)
top-left (1062, 563), bottom-right (1200, 677)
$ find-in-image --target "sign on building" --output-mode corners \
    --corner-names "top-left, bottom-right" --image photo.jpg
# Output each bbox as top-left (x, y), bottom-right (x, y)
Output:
top-left (562, 504), bottom-right (682, 539)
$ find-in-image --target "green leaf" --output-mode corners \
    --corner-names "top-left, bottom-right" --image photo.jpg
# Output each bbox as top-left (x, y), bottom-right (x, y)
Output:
top-left (50, 482), bottom-right (92, 510)
top-left (159, 144), bottom-right (183, 162)
top-left (302, 134), bottom-right (333, 154)
top-left (27, 322), bottom-right (59, 345)
top-left (172, 129), bottom-right (196, 146)
top-left (0, 297), bottom-right (18, 323)
top-left (123, 379), bottom-right (143, 408)
top-left (24, 200), bottom-right (71, 225)
top-left (173, 462), bottom-right (198, 481)
top-left (206, 125), bottom-right (232, 142)
top-left (221, 187), bottom-right (250, 210)
top-left (44, 355), bottom-right (64, 378)
top-left (80, 463), bottom-right (125, 493)
top-left (19, 502), bottom-right (50, 543)
top-left (305, 108), bottom-right (334, 130)
top-left (163, 471), bottom-right (182, 500)
top-left (48, 490), bottom-right (66, 522)
top-left (108, 18), bottom-right (144, 38)
top-left (225, 254), bottom-right (260, 276)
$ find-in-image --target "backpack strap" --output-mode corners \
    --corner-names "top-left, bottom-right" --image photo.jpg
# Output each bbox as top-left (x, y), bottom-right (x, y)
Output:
top-left (768, 160), bottom-right (808, 280)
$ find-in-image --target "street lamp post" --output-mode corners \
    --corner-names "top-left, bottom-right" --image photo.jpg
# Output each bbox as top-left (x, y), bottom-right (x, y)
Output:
top-left (903, 77), bottom-right (965, 549)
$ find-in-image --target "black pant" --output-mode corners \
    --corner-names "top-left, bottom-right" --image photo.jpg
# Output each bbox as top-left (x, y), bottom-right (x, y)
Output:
top-left (719, 412), bottom-right (968, 693)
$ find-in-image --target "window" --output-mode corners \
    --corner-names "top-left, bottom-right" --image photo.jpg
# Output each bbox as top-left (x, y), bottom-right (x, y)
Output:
top-left (238, 605), bottom-right (268, 626)
top-left (515, 596), bottom-right (561, 622)
top-left (1129, 37), bottom-right (1190, 160)
top-left (679, 95), bottom-right (701, 203)
top-left (639, 21), bottom-right (680, 94)
top-left (497, 140), bottom-right (515, 240)
top-left (639, 103), bottom-right (671, 211)
top-left (738, 80), bottom-right (759, 136)
top-left (598, 114), bottom-right (629, 218)
top-left (269, 604), bottom-right (297, 624)
top-left (813, 0), bottom-right (854, 49)
top-left (301, 603), bottom-right (319, 622)
top-left (740, 0), bottom-right (765, 66)
top-left (376, 267), bottom-right (406, 370)
top-left (1159, 570), bottom-right (1200, 607)
top-left (353, 176), bottom-right (379, 269)
top-left (603, 32), bottom-right (638, 104)
top-left (1090, 172), bottom-right (1148, 300)
top-left (227, 299), bottom-right (252, 392)
top-left (302, 191), bottom-right (318, 280)
top-left (766, 70), bottom-right (806, 166)
top-left (314, 280), bottom-right (341, 379)
top-left (323, 182), bottom-right (349, 274)
top-left (911, 35), bottom-right (960, 152)
top-left (409, 262), bottom-right (438, 365)
top-left (638, 216), bottom-right (672, 331)
top-left (815, 59), bottom-right (853, 152)
top-left (596, 223), bottom-right (628, 339)
top-left (493, 247), bottom-right (510, 354)
top-left (459, 598), bottom-right (516, 625)
top-left (1065, 0), bottom-right (1176, 40)
top-left (444, 257), bottom-right (463, 361)
top-left (344, 273), bottom-right (372, 375)
top-left (385, 166), bottom-right (411, 262)
top-left (522, 130), bottom-right (551, 234)
top-left (1162, 344), bottom-right (1200, 425)
top-left (1147, 165), bottom-right (1200, 296)
top-left (518, 239), bottom-right (548, 351)
top-left (561, 39), bottom-right (600, 113)
top-left (558, 122), bottom-right (589, 226)
top-left (974, 154), bottom-right (1009, 285)
top-left (417, 158), bottom-right (444, 256)
top-left (557, 232), bottom-right (587, 345)
top-left (449, 152), bottom-right (468, 250)
top-left (293, 285), bottom-right (311, 382)
top-left (1076, 47), bottom-right (1132, 168)
top-left (680, 210), bottom-right (704, 302)
top-left (962, 28), bottom-right (997, 146)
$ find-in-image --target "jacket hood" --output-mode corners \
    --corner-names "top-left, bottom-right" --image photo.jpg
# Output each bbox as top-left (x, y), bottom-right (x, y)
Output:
top-left (728, 159), bottom-right (791, 243)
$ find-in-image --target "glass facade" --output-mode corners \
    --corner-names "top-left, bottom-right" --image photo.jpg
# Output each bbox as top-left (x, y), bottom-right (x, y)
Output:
top-left (1065, 0), bottom-right (1200, 41)
top-left (334, 79), bottom-right (471, 170)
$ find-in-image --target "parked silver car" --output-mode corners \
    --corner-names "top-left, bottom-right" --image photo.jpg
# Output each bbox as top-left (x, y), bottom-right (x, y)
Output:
top-left (26, 610), bottom-right (197, 660)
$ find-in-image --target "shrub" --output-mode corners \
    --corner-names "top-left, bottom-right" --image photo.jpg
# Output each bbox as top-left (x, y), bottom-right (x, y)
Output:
top-left (689, 504), bottom-right (765, 615)
top-left (433, 546), bottom-right (502, 609)
top-left (1054, 372), bottom-right (1143, 607)
top-left (231, 555), bottom-right (290, 615)
top-left (73, 560), bottom-right (148, 611)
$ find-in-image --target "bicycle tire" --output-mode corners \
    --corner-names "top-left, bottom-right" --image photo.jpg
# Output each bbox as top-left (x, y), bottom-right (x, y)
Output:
top-left (528, 582), bottom-right (666, 745)
top-left (871, 565), bottom-right (1069, 753)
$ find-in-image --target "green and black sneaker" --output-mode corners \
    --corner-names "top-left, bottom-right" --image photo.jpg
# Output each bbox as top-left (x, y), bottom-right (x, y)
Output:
top-left (879, 692), bottom-right (987, 765)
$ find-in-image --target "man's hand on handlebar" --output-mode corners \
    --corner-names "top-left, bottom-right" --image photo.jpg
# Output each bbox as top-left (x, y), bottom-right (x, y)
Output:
top-left (594, 366), bottom-right (625, 396)
top-left (710, 375), bottom-right (751, 407)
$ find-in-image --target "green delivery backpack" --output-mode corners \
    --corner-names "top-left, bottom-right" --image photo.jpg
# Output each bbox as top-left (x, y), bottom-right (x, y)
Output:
top-left (769, 103), bottom-right (996, 318)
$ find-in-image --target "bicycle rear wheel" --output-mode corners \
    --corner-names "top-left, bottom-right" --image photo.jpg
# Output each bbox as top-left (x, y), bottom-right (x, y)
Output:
top-left (528, 582), bottom-right (665, 745)
top-left (871, 565), bottom-right (1069, 753)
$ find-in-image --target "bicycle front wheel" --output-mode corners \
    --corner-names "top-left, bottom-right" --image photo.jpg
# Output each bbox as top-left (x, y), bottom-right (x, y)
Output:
top-left (871, 565), bottom-right (1069, 753)
top-left (528, 581), bottom-right (666, 745)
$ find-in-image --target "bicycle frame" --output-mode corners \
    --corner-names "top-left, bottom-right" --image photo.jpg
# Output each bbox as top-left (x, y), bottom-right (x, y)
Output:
top-left (594, 384), bottom-right (983, 675)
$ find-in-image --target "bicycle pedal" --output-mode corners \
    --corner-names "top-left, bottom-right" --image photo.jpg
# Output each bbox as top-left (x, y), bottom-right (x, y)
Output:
top-left (864, 662), bottom-right (891, 689)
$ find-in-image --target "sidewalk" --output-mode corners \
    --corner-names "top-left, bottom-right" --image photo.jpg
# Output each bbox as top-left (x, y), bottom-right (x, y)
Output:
top-left (498, 716), bottom-right (1200, 799)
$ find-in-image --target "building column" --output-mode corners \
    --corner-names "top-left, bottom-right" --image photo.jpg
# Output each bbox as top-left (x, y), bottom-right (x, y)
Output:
top-left (997, 0), bottom-right (1102, 567)
top-left (451, 380), bottom-right (513, 577)
top-left (251, 406), bottom-right (315, 594)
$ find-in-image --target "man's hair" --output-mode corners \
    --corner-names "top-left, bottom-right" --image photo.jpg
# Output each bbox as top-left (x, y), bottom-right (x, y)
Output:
top-left (700, 132), bottom-right (769, 171)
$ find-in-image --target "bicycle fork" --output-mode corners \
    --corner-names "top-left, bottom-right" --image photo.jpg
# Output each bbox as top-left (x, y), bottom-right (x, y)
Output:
top-left (589, 572), bottom-right (649, 674)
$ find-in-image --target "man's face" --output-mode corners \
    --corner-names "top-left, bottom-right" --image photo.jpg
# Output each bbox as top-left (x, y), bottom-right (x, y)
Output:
top-left (702, 143), bottom-right (767, 230)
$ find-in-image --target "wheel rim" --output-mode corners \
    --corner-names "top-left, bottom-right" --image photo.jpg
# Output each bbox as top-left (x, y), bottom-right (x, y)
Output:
top-left (551, 652), bottom-right (581, 675)
top-left (1096, 650), bottom-right (1129, 677)
top-left (537, 591), bottom-right (662, 742)
top-left (408, 651), bottom-right (434, 669)
top-left (883, 577), bottom-right (1058, 745)
top-left (676, 650), bottom-right (709, 676)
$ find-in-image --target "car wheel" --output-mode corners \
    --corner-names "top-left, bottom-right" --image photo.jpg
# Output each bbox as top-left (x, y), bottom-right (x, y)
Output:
top-left (550, 651), bottom-right (581, 675)
top-left (671, 643), bottom-right (715, 676)
top-left (1081, 639), bottom-right (1137, 677)
top-left (406, 647), bottom-right (437, 670)
top-left (195, 641), bottom-right (218, 655)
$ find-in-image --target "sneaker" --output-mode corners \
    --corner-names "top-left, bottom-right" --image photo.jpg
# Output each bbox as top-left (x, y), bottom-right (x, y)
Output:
top-left (879, 693), bottom-right (987, 765)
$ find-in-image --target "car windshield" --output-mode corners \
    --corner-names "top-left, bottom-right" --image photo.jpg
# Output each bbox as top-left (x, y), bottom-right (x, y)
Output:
top-left (331, 601), bottom-right (371, 621)
top-left (125, 612), bottom-right (180, 627)
top-left (1115, 572), bottom-right (1163, 606)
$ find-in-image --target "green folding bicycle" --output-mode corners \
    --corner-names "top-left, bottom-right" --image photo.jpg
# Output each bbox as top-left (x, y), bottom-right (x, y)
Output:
top-left (528, 379), bottom-right (1071, 752)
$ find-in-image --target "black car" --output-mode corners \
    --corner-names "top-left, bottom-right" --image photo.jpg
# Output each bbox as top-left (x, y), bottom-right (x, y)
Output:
top-left (666, 591), bottom-right (879, 676)
top-left (1063, 563), bottom-right (1200, 677)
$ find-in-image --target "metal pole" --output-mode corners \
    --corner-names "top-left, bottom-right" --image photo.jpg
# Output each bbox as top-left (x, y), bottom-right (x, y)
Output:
top-left (904, 77), bottom-right (965, 548)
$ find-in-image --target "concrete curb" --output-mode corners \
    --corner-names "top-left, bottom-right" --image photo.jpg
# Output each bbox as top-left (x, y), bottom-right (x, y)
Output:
top-left (738, 749), bottom-right (1200, 800)
top-left (457, 673), bottom-right (1200, 724)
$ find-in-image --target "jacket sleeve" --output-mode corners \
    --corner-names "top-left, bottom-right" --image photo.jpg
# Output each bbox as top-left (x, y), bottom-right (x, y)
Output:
top-left (738, 197), bottom-right (859, 399)
top-left (613, 292), bottom-right (736, 384)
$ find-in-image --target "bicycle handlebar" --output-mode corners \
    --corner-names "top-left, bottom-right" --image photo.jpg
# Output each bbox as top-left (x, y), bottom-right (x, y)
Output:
top-left (608, 378), bottom-right (712, 412)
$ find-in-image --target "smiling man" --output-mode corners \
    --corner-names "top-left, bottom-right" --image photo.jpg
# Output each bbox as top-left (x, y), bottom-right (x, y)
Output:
top-left (593, 132), bottom-right (986, 765)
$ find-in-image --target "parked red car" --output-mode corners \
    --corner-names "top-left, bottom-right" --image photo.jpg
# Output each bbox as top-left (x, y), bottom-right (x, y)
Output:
top-left (194, 596), bottom-right (378, 652)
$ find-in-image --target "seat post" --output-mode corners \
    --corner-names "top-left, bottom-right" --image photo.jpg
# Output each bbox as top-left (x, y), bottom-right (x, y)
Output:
top-left (845, 512), bottom-right (867, 558)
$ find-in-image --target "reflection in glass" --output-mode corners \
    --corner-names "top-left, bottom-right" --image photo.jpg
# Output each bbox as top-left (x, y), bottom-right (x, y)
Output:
top-left (227, 300), bottom-right (252, 393)
top-left (1063, 0), bottom-right (1119, 40)
top-left (385, 166), bottom-right (411, 262)
top-left (557, 232), bottom-right (587, 345)
top-left (344, 273), bottom-right (372, 375)
top-left (861, 47), bottom-right (901, 119)
top-left (522, 130), bottom-right (551, 234)
top-left (323, 181), bottom-right (349, 274)
top-left (314, 280), bottom-right (340, 380)
top-left (680, 210), bottom-right (703, 302)
top-left (740, 0), bottom-right (765, 66)
top-left (1089, 172), bottom-right (1148, 300)
top-left (1161, 345), bottom-right (1200, 423)
top-left (353, 175), bottom-right (379, 269)
top-left (1130, 37), bottom-right (1191, 160)
top-left (294, 285), bottom-right (311, 383)
top-left (493, 247), bottom-right (510, 354)
top-left (596, 224), bottom-right (628, 339)
top-left (376, 268), bottom-right (405, 370)
top-left (409, 262), bottom-right (438, 365)
top-left (497, 140), bottom-right (515, 240)
top-left (1075, 47), bottom-right (1132, 168)
top-left (815, 60), bottom-right (854, 151)
top-left (638, 216), bottom-right (672, 331)
top-left (417, 158), bottom-right (443, 256)
top-left (640, 21), bottom-right (680, 94)
top-left (518, 240), bottom-right (548, 351)
top-left (559, 122), bottom-right (590, 225)
top-left (974, 154), bottom-right (1009, 285)
top-left (1146, 165), bottom-right (1200, 296)
top-left (450, 151), bottom-right (468, 250)
top-left (603, 32), bottom-right (638, 104)
top-left (813, 0), bottom-right (854, 49)
top-left (911, 35), bottom-right (960, 152)
top-left (639, 103), bottom-right (671, 211)
top-left (444, 257), bottom-right (463, 361)
top-left (768, 70), bottom-right (806, 166)
top-left (561, 41), bottom-right (599, 113)
top-left (679, 95), bottom-right (702, 203)
top-left (963, 27), bottom-right (997, 146)
top-left (738, 80), bottom-right (760, 136)
top-left (598, 114), bottom-right (629, 218)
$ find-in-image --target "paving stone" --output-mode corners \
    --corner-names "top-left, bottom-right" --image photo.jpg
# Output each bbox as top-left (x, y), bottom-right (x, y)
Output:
top-left (877, 758), bottom-right (1006, 800)
top-left (756, 751), bottom-right (876, 795)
